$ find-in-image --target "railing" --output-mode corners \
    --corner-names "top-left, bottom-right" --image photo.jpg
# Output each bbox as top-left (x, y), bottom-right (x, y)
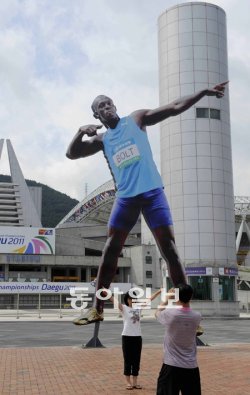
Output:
top-left (0, 293), bottom-right (119, 320)
top-left (0, 293), bottom-right (78, 319)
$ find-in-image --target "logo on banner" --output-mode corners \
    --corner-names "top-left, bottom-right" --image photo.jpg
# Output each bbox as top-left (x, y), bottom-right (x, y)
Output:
top-left (13, 236), bottom-right (53, 254)
top-left (39, 229), bottom-right (53, 236)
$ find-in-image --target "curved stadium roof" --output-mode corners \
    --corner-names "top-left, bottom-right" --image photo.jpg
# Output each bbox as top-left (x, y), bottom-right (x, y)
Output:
top-left (57, 181), bottom-right (250, 227)
top-left (57, 179), bottom-right (116, 226)
top-left (234, 196), bottom-right (250, 222)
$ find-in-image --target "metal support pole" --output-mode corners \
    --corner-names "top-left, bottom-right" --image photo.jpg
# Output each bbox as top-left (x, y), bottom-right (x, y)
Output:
top-left (59, 293), bottom-right (62, 318)
top-left (196, 336), bottom-right (208, 346)
top-left (83, 321), bottom-right (105, 348)
top-left (82, 290), bottom-right (105, 348)
top-left (38, 293), bottom-right (41, 318)
top-left (16, 293), bottom-right (20, 319)
top-left (244, 221), bottom-right (250, 245)
top-left (236, 218), bottom-right (244, 253)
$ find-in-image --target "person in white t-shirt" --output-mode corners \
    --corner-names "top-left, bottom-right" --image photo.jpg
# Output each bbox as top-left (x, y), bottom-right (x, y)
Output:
top-left (155, 284), bottom-right (202, 395)
top-left (110, 288), bottom-right (162, 390)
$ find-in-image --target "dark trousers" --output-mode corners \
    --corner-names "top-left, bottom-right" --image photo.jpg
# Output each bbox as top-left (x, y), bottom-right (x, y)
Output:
top-left (156, 364), bottom-right (201, 395)
top-left (122, 336), bottom-right (142, 376)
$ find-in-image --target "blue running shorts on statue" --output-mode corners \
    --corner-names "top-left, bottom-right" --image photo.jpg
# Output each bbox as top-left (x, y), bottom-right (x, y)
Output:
top-left (108, 188), bottom-right (173, 231)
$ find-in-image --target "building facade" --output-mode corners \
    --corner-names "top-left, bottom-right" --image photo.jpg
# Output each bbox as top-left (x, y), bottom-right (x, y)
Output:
top-left (0, 139), bottom-right (42, 227)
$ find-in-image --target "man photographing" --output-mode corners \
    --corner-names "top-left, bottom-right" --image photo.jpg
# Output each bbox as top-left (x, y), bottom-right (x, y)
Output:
top-left (155, 284), bottom-right (202, 395)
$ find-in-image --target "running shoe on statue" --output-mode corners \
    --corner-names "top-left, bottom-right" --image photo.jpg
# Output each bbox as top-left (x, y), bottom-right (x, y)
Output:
top-left (196, 325), bottom-right (204, 337)
top-left (73, 308), bottom-right (104, 325)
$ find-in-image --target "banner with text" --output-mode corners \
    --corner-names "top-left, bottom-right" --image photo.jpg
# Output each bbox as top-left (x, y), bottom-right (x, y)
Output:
top-left (0, 227), bottom-right (55, 255)
top-left (0, 282), bottom-right (131, 294)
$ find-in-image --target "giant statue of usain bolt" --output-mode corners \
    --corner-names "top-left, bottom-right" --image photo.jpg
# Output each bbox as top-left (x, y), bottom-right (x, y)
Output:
top-left (66, 81), bottom-right (227, 325)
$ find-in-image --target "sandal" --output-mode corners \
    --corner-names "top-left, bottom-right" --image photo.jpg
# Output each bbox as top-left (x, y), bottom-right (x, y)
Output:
top-left (133, 384), bottom-right (142, 389)
top-left (126, 384), bottom-right (133, 390)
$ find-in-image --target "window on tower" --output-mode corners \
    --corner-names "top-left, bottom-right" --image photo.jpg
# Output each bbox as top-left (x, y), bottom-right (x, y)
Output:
top-left (196, 108), bottom-right (220, 120)
top-left (210, 108), bottom-right (220, 120)
top-left (196, 108), bottom-right (209, 118)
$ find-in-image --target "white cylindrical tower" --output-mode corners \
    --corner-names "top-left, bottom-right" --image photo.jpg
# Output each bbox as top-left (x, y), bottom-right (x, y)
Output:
top-left (158, 2), bottom-right (238, 315)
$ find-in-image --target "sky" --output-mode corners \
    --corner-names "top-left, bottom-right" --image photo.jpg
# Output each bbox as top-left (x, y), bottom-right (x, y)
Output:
top-left (0, 0), bottom-right (249, 202)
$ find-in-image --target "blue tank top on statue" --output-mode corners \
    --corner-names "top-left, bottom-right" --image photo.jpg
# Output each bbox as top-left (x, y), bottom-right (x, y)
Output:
top-left (102, 116), bottom-right (163, 197)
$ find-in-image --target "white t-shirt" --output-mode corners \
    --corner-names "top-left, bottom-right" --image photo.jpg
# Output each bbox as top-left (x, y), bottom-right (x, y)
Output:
top-left (156, 306), bottom-right (201, 369)
top-left (121, 305), bottom-right (142, 336)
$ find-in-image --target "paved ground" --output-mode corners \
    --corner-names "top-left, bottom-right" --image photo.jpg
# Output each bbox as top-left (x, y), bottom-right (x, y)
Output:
top-left (0, 312), bottom-right (249, 394)
top-left (0, 343), bottom-right (250, 394)
top-left (0, 318), bottom-right (250, 348)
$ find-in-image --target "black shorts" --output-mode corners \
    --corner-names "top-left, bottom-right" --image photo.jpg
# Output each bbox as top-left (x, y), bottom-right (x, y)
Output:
top-left (156, 364), bottom-right (201, 395)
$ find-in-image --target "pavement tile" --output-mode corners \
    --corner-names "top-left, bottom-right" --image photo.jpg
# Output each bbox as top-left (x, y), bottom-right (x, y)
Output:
top-left (0, 344), bottom-right (249, 394)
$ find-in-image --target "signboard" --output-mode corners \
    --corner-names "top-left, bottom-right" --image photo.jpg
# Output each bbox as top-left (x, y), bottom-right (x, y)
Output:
top-left (185, 267), bottom-right (213, 276)
top-left (219, 267), bottom-right (238, 276)
top-left (0, 282), bottom-right (131, 294)
top-left (0, 227), bottom-right (55, 255)
top-left (6, 255), bottom-right (40, 263)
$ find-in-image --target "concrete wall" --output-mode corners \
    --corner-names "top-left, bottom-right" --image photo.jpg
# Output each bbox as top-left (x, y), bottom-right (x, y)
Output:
top-left (123, 244), bottom-right (162, 289)
top-left (190, 300), bottom-right (239, 317)
top-left (238, 291), bottom-right (250, 312)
